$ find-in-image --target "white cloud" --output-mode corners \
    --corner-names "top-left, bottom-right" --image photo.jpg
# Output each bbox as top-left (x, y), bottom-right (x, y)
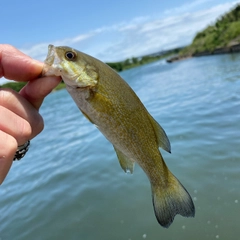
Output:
top-left (96, 1), bottom-right (238, 61)
top-left (20, 1), bottom-right (238, 62)
top-left (20, 33), bottom-right (95, 61)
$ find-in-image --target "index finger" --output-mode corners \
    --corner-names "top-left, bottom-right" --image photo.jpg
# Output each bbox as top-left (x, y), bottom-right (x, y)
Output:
top-left (0, 44), bottom-right (43, 81)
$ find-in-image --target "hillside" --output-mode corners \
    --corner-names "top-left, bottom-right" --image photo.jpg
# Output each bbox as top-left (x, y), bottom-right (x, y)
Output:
top-left (168, 4), bottom-right (240, 62)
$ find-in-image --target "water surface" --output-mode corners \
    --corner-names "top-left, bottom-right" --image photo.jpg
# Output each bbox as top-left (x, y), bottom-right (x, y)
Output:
top-left (0, 54), bottom-right (240, 240)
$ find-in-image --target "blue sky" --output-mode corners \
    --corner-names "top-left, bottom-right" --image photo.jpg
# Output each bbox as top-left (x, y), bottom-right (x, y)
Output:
top-left (0, 0), bottom-right (239, 83)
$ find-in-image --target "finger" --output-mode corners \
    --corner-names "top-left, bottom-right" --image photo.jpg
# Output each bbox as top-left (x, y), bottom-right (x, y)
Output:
top-left (0, 89), bottom-right (44, 141)
top-left (0, 44), bottom-right (43, 81)
top-left (0, 131), bottom-right (17, 184)
top-left (0, 106), bottom-right (31, 146)
top-left (19, 76), bottom-right (62, 110)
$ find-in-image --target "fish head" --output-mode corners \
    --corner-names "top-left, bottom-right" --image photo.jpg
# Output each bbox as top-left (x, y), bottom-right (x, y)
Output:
top-left (42, 45), bottom-right (98, 88)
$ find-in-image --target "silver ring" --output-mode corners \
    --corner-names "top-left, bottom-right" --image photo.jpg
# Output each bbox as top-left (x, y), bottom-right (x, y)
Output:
top-left (13, 140), bottom-right (30, 161)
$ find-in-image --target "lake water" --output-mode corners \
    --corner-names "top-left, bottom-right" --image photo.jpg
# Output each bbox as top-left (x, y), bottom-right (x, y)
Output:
top-left (0, 53), bottom-right (240, 240)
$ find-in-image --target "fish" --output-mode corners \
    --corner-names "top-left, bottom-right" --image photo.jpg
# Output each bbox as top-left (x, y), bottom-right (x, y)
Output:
top-left (42, 45), bottom-right (195, 228)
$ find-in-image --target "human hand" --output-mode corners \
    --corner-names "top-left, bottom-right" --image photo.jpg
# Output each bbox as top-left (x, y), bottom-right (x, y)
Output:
top-left (0, 44), bottom-right (61, 184)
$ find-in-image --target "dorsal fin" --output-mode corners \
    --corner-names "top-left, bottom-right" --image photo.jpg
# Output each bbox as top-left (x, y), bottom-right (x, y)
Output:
top-left (148, 114), bottom-right (171, 153)
top-left (113, 146), bottom-right (135, 174)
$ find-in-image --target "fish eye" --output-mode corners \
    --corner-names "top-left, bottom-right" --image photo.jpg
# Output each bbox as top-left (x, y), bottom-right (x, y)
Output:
top-left (65, 51), bottom-right (76, 61)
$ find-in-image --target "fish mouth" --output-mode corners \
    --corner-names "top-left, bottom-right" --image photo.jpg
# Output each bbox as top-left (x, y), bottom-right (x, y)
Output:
top-left (45, 44), bottom-right (56, 66)
top-left (42, 44), bottom-right (62, 77)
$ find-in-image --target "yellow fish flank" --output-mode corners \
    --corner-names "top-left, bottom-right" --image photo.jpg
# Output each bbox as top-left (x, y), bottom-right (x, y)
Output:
top-left (43, 45), bottom-right (195, 228)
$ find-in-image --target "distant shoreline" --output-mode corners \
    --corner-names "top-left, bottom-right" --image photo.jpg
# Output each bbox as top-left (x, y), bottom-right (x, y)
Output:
top-left (167, 43), bottom-right (240, 63)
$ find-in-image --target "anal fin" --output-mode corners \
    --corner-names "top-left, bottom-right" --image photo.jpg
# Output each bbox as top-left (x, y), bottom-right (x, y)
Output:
top-left (148, 114), bottom-right (171, 153)
top-left (113, 146), bottom-right (135, 174)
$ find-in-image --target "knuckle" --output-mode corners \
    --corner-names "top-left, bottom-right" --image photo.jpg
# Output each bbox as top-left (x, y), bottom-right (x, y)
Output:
top-left (16, 119), bottom-right (32, 143)
top-left (27, 113), bottom-right (44, 139)
top-left (21, 120), bottom-right (32, 140)
top-left (33, 115), bottom-right (44, 136)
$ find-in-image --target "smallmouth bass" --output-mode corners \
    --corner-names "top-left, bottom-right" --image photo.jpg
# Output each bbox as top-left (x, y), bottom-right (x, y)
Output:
top-left (42, 45), bottom-right (195, 228)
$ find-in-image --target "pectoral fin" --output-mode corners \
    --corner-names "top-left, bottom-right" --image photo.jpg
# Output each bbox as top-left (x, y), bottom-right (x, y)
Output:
top-left (113, 146), bottom-right (135, 174)
top-left (148, 114), bottom-right (171, 153)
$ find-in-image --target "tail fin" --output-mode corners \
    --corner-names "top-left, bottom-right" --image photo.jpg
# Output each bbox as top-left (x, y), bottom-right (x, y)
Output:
top-left (151, 172), bottom-right (195, 228)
